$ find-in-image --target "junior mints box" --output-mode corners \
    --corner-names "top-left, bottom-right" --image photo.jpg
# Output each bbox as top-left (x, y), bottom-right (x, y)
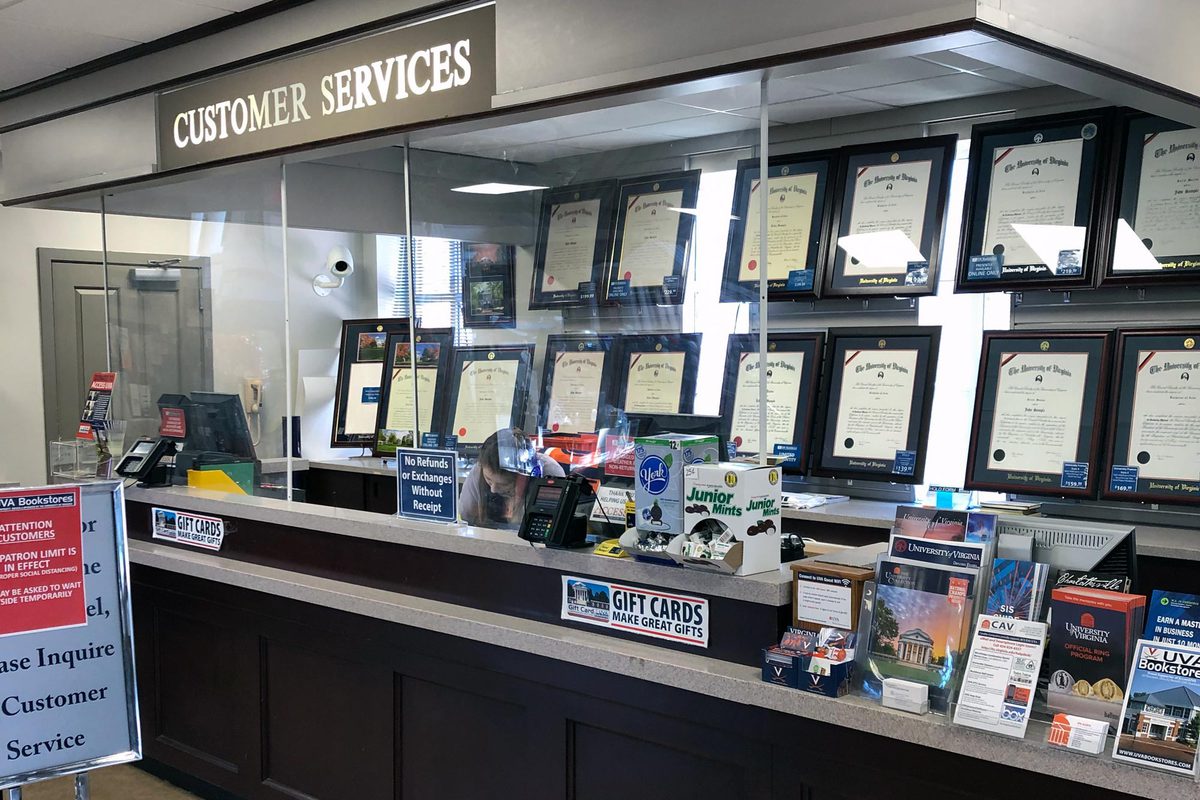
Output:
top-left (634, 434), bottom-right (720, 535)
top-left (677, 462), bottom-right (782, 575)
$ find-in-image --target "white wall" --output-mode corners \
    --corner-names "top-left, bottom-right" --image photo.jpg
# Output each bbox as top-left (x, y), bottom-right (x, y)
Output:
top-left (0, 202), bottom-right (369, 487)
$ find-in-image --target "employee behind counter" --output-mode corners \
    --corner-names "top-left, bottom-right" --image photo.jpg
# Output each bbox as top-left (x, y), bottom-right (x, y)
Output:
top-left (459, 428), bottom-right (564, 529)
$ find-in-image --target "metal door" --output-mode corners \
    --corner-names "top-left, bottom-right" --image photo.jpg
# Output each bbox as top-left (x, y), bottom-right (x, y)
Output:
top-left (39, 249), bottom-right (213, 461)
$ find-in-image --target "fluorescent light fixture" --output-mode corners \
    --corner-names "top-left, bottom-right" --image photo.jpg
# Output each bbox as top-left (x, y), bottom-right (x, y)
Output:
top-left (451, 182), bottom-right (548, 195)
top-left (1010, 223), bottom-right (1086, 274)
top-left (669, 206), bottom-right (740, 221)
top-left (836, 230), bottom-right (924, 269)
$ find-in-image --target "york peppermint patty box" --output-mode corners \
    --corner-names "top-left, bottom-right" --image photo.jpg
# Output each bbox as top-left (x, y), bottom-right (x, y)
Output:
top-left (677, 462), bottom-right (782, 576)
top-left (633, 434), bottom-right (719, 535)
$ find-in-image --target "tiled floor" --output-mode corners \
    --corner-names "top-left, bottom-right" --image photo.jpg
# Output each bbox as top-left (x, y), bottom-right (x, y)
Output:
top-left (16, 765), bottom-right (198, 800)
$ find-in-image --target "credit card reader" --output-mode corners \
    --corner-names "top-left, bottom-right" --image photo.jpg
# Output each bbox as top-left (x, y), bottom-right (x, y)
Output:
top-left (518, 475), bottom-right (595, 549)
top-left (116, 437), bottom-right (176, 486)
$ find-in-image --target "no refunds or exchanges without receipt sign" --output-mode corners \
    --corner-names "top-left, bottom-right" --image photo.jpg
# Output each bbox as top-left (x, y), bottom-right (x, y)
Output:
top-left (398, 448), bottom-right (458, 523)
top-left (157, 4), bottom-right (496, 171)
top-left (0, 482), bottom-right (141, 791)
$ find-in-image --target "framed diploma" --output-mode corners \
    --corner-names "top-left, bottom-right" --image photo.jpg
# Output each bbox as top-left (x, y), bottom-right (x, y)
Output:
top-left (720, 152), bottom-right (835, 301)
top-left (965, 331), bottom-right (1112, 497)
top-left (812, 327), bottom-right (940, 483)
top-left (1105, 112), bottom-right (1200, 285)
top-left (612, 334), bottom-right (702, 415)
top-left (372, 328), bottom-right (454, 456)
top-left (537, 334), bottom-right (617, 434)
top-left (330, 318), bottom-right (412, 448)
top-left (461, 243), bottom-right (516, 329)
top-left (444, 344), bottom-right (535, 456)
top-left (719, 332), bottom-right (824, 472)
top-left (606, 170), bottom-right (701, 305)
top-left (824, 135), bottom-right (957, 297)
top-left (530, 181), bottom-right (617, 308)
top-left (1103, 328), bottom-right (1200, 504)
top-left (956, 110), bottom-right (1110, 292)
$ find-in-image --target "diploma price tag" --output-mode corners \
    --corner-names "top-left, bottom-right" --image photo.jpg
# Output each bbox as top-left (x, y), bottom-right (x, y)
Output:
top-left (726, 441), bottom-right (738, 460)
top-left (905, 261), bottom-right (929, 285)
top-left (1110, 465), bottom-right (1139, 493)
top-left (361, 386), bottom-right (381, 403)
top-left (420, 432), bottom-right (441, 449)
top-left (577, 281), bottom-right (597, 302)
top-left (662, 275), bottom-right (682, 300)
top-left (1060, 461), bottom-right (1088, 490)
top-left (967, 254), bottom-right (1003, 280)
top-left (786, 269), bottom-right (814, 291)
top-left (1056, 249), bottom-right (1082, 276)
top-left (443, 435), bottom-right (458, 450)
top-left (774, 443), bottom-right (802, 465)
top-left (608, 279), bottom-right (631, 299)
top-left (893, 450), bottom-right (917, 476)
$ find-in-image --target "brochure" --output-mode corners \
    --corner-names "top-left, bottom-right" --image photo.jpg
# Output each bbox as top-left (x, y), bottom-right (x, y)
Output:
top-left (890, 506), bottom-right (997, 543)
top-left (953, 615), bottom-right (1047, 739)
top-left (888, 534), bottom-right (988, 572)
top-left (1144, 590), bottom-right (1200, 648)
top-left (1112, 639), bottom-right (1200, 777)
top-left (984, 559), bottom-right (1049, 621)
top-left (876, 557), bottom-right (979, 605)
top-left (864, 583), bottom-right (972, 703)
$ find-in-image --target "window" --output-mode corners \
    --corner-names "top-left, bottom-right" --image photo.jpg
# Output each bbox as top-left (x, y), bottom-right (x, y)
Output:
top-left (379, 234), bottom-right (466, 338)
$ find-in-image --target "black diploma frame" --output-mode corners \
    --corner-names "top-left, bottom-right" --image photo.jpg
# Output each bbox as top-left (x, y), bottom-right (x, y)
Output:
top-left (606, 170), bottom-right (702, 306)
top-left (812, 326), bottom-right (940, 483)
top-left (461, 243), bottom-right (517, 329)
top-left (330, 318), bottom-right (412, 448)
top-left (1104, 112), bottom-right (1200, 286)
top-left (720, 152), bottom-right (835, 301)
top-left (612, 334), bottom-right (702, 415)
top-left (537, 334), bottom-right (619, 434)
top-left (965, 331), bottom-right (1112, 498)
top-left (719, 332), bottom-right (824, 472)
top-left (824, 135), bottom-right (957, 297)
top-left (443, 343), bottom-right (535, 456)
top-left (955, 109), bottom-right (1111, 292)
top-left (1103, 328), bottom-right (1200, 504)
top-left (372, 328), bottom-right (454, 456)
top-left (529, 181), bottom-right (618, 308)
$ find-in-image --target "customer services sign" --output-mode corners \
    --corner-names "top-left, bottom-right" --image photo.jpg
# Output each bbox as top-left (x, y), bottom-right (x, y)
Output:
top-left (561, 576), bottom-right (708, 647)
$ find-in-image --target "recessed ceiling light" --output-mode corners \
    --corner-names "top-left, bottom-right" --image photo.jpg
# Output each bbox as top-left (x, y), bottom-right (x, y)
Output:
top-left (451, 182), bottom-right (548, 194)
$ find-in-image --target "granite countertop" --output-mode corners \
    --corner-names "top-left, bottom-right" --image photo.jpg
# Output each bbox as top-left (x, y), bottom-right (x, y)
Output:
top-left (307, 457), bottom-right (395, 476)
top-left (124, 486), bottom-right (792, 606)
top-left (129, 540), bottom-right (1191, 800)
top-left (782, 499), bottom-right (897, 529)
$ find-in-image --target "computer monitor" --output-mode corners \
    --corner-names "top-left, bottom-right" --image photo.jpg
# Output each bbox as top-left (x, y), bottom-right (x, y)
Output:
top-left (997, 516), bottom-right (1138, 589)
top-left (183, 392), bottom-right (257, 460)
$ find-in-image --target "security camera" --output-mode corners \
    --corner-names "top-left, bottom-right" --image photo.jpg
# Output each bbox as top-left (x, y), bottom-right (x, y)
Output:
top-left (327, 246), bottom-right (354, 278)
top-left (313, 246), bottom-right (355, 296)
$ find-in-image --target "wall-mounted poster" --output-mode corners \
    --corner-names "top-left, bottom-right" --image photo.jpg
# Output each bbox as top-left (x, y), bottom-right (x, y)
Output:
top-left (965, 331), bottom-right (1112, 497)
top-left (606, 170), bottom-right (701, 306)
top-left (1105, 112), bottom-right (1200, 286)
top-left (1103, 328), bottom-right (1200, 504)
top-left (720, 152), bottom-right (835, 301)
top-left (330, 318), bottom-right (412, 448)
top-left (825, 135), bottom-right (957, 296)
top-left (444, 344), bottom-right (535, 456)
top-left (538, 334), bottom-right (618, 434)
top-left (719, 332), bottom-right (823, 472)
top-left (612, 334), bottom-right (702, 415)
top-left (812, 327), bottom-right (940, 483)
top-left (530, 181), bottom-right (617, 308)
top-left (373, 328), bottom-right (454, 456)
top-left (956, 110), bottom-right (1111, 292)
top-left (462, 242), bottom-right (516, 328)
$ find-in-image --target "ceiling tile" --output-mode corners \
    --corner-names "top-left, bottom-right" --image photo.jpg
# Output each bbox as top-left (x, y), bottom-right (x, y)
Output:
top-left (975, 66), bottom-right (1051, 88)
top-left (666, 78), bottom-right (826, 112)
top-left (915, 50), bottom-right (992, 72)
top-left (627, 112), bottom-right (761, 139)
top-left (847, 72), bottom-right (1015, 106)
top-left (0, 49), bottom-right (63, 88)
top-left (189, 0), bottom-right (273, 11)
top-left (550, 128), bottom-right (686, 150)
top-left (763, 94), bottom-right (894, 125)
top-left (798, 58), bottom-right (957, 93)
top-left (0, 0), bottom-right (226, 42)
top-left (499, 141), bottom-right (598, 163)
top-left (0, 20), bottom-right (135, 67)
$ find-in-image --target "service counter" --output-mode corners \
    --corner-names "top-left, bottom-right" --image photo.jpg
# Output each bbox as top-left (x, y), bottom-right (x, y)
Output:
top-left (122, 487), bottom-right (1199, 800)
